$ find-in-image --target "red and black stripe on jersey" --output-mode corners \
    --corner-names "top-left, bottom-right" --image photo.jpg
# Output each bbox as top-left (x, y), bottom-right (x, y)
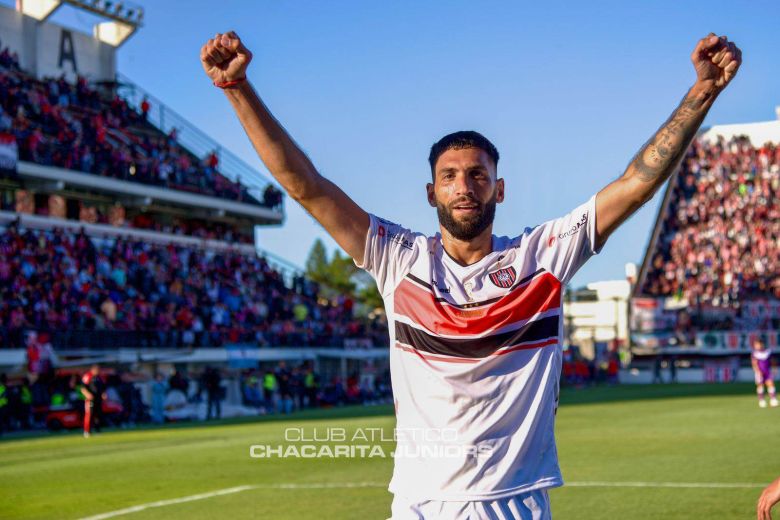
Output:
top-left (395, 268), bottom-right (561, 334)
top-left (395, 316), bottom-right (559, 359)
top-left (393, 268), bottom-right (561, 360)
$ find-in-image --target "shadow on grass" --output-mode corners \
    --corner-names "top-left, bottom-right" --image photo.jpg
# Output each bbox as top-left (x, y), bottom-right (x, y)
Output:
top-left (1, 384), bottom-right (758, 442)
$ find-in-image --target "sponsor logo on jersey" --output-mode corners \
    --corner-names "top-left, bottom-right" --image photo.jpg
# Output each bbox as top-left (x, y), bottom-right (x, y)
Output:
top-left (388, 231), bottom-right (414, 250)
top-left (488, 266), bottom-right (516, 288)
top-left (376, 222), bottom-right (413, 250)
top-left (558, 213), bottom-right (587, 240)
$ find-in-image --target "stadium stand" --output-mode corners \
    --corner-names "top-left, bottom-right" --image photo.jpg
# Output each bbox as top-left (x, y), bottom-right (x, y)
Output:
top-left (633, 132), bottom-right (779, 356)
top-left (0, 2), bottom-right (391, 439)
top-left (0, 46), bottom-right (284, 207)
top-left (640, 136), bottom-right (779, 307)
top-left (0, 220), bottom-right (387, 350)
top-left (0, 42), bottom-right (386, 352)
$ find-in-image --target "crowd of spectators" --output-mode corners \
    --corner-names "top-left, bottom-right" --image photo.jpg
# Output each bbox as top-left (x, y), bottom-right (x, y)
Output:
top-left (0, 46), bottom-right (275, 208)
top-left (0, 221), bottom-right (387, 349)
top-left (641, 136), bottom-right (780, 310)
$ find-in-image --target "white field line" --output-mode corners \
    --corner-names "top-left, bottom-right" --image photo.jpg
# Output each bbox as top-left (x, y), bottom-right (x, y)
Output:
top-left (77, 486), bottom-right (255, 520)
top-left (78, 480), bottom-right (765, 519)
top-left (567, 481), bottom-right (765, 489)
top-left (77, 483), bottom-right (387, 520)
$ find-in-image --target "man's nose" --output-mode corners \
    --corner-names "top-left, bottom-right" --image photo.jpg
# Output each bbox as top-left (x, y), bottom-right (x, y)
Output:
top-left (453, 173), bottom-right (475, 197)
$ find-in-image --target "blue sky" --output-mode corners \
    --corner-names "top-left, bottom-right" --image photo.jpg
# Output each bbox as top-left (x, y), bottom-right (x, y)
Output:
top-left (47, 0), bottom-right (780, 287)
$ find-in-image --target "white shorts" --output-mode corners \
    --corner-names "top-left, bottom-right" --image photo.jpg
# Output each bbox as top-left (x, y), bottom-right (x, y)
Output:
top-left (388, 489), bottom-right (551, 520)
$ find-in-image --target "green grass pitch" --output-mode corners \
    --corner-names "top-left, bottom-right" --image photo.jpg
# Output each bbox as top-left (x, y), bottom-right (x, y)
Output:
top-left (1, 383), bottom-right (776, 519)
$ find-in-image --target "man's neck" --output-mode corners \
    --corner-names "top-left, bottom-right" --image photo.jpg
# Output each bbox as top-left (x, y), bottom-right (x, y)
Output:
top-left (439, 227), bottom-right (494, 267)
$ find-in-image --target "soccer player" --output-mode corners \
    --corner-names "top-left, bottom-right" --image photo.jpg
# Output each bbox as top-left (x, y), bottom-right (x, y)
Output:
top-left (201, 32), bottom-right (740, 518)
top-left (751, 338), bottom-right (777, 408)
top-left (80, 364), bottom-right (105, 438)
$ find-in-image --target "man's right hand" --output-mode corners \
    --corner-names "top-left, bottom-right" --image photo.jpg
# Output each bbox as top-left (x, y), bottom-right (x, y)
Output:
top-left (200, 31), bottom-right (252, 84)
top-left (203, 31), bottom-right (370, 266)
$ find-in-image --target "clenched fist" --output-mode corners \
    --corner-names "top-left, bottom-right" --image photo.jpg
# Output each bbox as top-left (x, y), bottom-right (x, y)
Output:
top-left (200, 31), bottom-right (252, 85)
top-left (691, 33), bottom-right (741, 92)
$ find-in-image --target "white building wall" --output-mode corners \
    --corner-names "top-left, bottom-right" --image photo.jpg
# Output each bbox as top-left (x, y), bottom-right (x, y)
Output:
top-left (564, 280), bottom-right (631, 358)
top-left (0, 4), bottom-right (116, 81)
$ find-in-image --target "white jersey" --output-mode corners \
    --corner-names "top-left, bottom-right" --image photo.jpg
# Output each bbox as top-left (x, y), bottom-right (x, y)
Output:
top-left (753, 348), bottom-right (771, 362)
top-left (355, 194), bottom-right (603, 501)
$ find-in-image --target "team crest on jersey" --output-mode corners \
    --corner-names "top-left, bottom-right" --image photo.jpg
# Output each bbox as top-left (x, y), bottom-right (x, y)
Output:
top-left (488, 266), bottom-right (516, 288)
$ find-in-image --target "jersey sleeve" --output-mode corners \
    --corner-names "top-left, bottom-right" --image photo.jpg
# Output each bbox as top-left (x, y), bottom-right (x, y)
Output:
top-left (353, 213), bottom-right (422, 297)
top-left (530, 194), bottom-right (604, 285)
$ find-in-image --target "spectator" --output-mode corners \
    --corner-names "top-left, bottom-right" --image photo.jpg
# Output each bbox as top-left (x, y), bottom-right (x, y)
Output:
top-left (140, 96), bottom-right (150, 120)
top-left (17, 377), bottom-right (32, 429)
top-left (150, 372), bottom-right (167, 424)
top-left (168, 370), bottom-right (188, 394)
top-left (80, 364), bottom-right (105, 438)
top-left (275, 361), bottom-right (293, 414)
top-left (204, 366), bottom-right (222, 420)
top-left (304, 366), bottom-right (318, 408)
top-left (262, 369), bottom-right (276, 412)
top-left (263, 184), bottom-right (283, 209)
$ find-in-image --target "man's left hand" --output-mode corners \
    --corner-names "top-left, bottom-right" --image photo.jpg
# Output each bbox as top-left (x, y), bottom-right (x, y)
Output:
top-left (691, 33), bottom-right (742, 92)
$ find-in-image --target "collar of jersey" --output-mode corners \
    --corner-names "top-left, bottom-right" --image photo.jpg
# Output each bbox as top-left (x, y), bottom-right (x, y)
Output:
top-left (435, 233), bottom-right (500, 271)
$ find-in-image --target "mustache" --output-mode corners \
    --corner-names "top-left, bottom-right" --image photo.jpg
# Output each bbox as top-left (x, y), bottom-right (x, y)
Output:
top-left (449, 197), bottom-right (482, 209)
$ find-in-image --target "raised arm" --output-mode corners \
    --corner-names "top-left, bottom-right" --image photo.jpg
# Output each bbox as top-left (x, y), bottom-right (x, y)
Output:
top-left (594, 34), bottom-right (742, 251)
top-left (200, 32), bottom-right (369, 263)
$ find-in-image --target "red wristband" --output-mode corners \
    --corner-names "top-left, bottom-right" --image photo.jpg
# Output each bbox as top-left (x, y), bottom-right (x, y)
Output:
top-left (214, 77), bottom-right (247, 89)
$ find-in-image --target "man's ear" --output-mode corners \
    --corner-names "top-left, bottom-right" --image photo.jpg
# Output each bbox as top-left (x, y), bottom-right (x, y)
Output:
top-left (426, 182), bottom-right (436, 207)
top-left (496, 178), bottom-right (505, 204)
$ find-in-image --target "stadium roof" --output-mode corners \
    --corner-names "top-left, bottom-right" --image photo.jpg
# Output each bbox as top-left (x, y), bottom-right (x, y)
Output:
top-left (700, 111), bottom-right (780, 145)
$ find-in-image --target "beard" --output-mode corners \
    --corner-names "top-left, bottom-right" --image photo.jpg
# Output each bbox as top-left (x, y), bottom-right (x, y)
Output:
top-left (436, 191), bottom-right (497, 241)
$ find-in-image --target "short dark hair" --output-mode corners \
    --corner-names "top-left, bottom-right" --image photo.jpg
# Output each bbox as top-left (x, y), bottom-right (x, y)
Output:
top-left (428, 130), bottom-right (499, 179)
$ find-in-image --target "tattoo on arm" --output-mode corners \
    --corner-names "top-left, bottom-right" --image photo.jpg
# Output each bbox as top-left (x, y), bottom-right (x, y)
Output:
top-left (629, 90), bottom-right (714, 184)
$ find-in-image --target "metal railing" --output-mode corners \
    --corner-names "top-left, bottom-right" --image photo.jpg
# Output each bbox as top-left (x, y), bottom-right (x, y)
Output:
top-left (0, 327), bottom-right (373, 350)
top-left (113, 72), bottom-right (282, 210)
top-left (255, 246), bottom-right (306, 286)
